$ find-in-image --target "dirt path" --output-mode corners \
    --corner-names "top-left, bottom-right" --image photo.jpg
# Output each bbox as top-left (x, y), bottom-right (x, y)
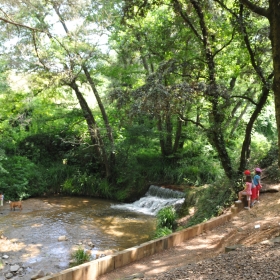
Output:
top-left (97, 184), bottom-right (280, 280)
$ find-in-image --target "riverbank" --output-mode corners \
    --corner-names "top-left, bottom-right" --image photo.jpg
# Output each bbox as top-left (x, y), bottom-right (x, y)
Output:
top-left (97, 183), bottom-right (280, 280)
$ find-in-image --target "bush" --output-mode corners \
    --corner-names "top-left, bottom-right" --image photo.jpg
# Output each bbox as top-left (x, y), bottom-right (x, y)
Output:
top-left (259, 143), bottom-right (278, 168)
top-left (0, 156), bottom-right (37, 200)
top-left (154, 227), bottom-right (173, 239)
top-left (186, 178), bottom-right (236, 227)
top-left (70, 247), bottom-right (91, 267)
top-left (156, 206), bottom-right (177, 231)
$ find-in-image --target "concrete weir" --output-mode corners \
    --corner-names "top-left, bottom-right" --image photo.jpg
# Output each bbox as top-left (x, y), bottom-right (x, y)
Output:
top-left (40, 203), bottom-right (243, 280)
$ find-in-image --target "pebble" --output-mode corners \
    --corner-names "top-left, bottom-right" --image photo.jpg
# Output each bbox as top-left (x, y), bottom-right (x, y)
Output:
top-left (4, 272), bottom-right (13, 279)
top-left (58, 235), bottom-right (68, 241)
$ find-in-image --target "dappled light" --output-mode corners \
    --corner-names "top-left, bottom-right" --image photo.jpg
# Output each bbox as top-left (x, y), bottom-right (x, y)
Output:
top-left (0, 196), bottom-right (156, 276)
top-left (31, 223), bottom-right (43, 228)
top-left (0, 0), bottom-right (280, 278)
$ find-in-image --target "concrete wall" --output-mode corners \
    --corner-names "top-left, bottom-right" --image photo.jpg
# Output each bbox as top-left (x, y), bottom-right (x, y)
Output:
top-left (40, 204), bottom-right (242, 280)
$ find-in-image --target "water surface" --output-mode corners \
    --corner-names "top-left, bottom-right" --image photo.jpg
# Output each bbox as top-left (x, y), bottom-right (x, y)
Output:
top-left (0, 196), bottom-right (156, 270)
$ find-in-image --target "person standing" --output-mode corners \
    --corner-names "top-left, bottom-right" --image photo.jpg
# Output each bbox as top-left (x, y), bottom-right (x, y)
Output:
top-left (243, 170), bottom-right (256, 206)
top-left (253, 167), bottom-right (262, 204)
top-left (0, 193), bottom-right (3, 206)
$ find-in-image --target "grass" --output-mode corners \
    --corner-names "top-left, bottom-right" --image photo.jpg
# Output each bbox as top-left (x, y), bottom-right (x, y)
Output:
top-left (70, 247), bottom-right (91, 267)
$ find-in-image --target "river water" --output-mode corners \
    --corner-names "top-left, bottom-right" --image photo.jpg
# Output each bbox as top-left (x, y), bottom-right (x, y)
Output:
top-left (0, 196), bottom-right (156, 272)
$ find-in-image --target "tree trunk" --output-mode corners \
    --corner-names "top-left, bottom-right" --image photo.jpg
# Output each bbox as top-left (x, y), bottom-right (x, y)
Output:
top-left (268, 0), bottom-right (280, 166)
top-left (69, 81), bottom-right (111, 178)
top-left (239, 86), bottom-right (270, 171)
top-left (82, 66), bottom-right (116, 172)
top-left (173, 117), bottom-right (183, 154)
top-left (157, 115), bottom-right (166, 156)
top-left (240, 0), bottom-right (280, 166)
top-left (165, 113), bottom-right (173, 156)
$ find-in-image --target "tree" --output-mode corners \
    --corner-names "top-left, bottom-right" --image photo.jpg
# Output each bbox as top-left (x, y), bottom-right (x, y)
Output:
top-left (119, 0), bottom-right (274, 183)
top-left (239, 0), bottom-right (280, 166)
top-left (0, 0), bottom-right (119, 179)
top-left (109, 5), bottom-right (205, 159)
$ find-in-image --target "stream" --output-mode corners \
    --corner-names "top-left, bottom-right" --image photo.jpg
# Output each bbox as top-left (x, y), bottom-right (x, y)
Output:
top-left (0, 186), bottom-right (184, 277)
top-left (0, 196), bottom-right (156, 272)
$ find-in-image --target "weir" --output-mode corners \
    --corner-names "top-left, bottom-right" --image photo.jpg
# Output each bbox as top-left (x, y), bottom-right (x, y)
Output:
top-left (111, 185), bottom-right (185, 215)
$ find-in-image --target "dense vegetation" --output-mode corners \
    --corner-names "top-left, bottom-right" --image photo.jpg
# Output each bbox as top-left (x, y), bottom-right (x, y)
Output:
top-left (0, 0), bottom-right (279, 225)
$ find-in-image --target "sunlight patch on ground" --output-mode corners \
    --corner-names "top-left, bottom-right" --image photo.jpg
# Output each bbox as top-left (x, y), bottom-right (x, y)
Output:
top-left (31, 223), bottom-right (43, 228)
top-left (21, 244), bottom-right (43, 262)
top-left (0, 240), bottom-right (26, 253)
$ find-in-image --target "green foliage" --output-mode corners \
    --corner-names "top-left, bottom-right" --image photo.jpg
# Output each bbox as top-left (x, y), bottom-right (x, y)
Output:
top-left (177, 186), bottom-right (205, 218)
top-left (250, 133), bottom-right (273, 167)
top-left (36, 163), bottom-right (77, 195)
top-left (70, 247), bottom-right (91, 267)
top-left (154, 227), bottom-right (173, 239)
top-left (0, 0), bottom-right (278, 210)
top-left (17, 132), bottom-right (80, 165)
top-left (153, 206), bottom-right (177, 238)
top-left (0, 156), bottom-right (37, 200)
top-left (259, 143), bottom-right (278, 168)
top-left (259, 144), bottom-right (280, 182)
top-left (266, 164), bottom-right (280, 182)
top-left (156, 206), bottom-right (177, 231)
top-left (186, 178), bottom-right (236, 227)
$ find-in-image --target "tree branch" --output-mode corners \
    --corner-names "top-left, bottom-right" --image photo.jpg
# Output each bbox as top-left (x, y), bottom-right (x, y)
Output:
top-left (231, 95), bottom-right (257, 105)
top-left (172, 0), bottom-right (202, 42)
top-left (213, 29), bottom-right (235, 58)
top-left (177, 112), bottom-right (205, 129)
top-left (0, 15), bottom-right (44, 32)
top-left (239, 0), bottom-right (269, 18)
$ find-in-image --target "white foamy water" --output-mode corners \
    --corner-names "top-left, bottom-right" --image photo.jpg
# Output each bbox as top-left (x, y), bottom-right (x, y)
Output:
top-left (111, 185), bottom-right (185, 215)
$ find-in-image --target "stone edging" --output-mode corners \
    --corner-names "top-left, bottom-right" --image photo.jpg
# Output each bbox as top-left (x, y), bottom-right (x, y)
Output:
top-left (39, 204), bottom-right (242, 280)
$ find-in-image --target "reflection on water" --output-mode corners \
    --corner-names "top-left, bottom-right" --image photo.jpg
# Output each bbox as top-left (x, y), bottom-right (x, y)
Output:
top-left (0, 196), bottom-right (156, 268)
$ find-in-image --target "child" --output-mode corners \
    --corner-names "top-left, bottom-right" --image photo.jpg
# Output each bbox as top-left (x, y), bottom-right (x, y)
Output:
top-left (243, 170), bottom-right (256, 207)
top-left (0, 193), bottom-right (3, 206)
top-left (253, 167), bottom-right (262, 204)
top-left (235, 175), bottom-right (252, 210)
top-left (244, 170), bottom-right (250, 176)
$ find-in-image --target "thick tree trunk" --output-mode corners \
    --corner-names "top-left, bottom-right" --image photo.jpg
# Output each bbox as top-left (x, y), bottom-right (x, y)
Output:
top-left (172, 0), bottom-right (236, 180)
top-left (240, 0), bottom-right (280, 166)
top-left (69, 81), bottom-right (111, 178)
top-left (239, 86), bottom-right (270, 171)
top-left (268, 0), bottom-right (280, 166)
top-left (208, 103), bottom-right (235, 180)
top-left (82, 66), bottom-right (116, 174)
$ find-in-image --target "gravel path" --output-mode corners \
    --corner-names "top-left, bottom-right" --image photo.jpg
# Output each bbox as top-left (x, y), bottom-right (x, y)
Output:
top-left (144, 241), bottom-right (280, 280)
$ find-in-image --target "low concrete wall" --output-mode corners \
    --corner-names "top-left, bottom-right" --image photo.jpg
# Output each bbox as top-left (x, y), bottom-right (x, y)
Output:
top-left (40, 205), bottom-right (241, 280)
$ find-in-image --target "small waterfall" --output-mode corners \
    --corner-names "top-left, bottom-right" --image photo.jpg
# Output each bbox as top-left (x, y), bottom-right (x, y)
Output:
top-left (111, 185), bottom-right (185, 215)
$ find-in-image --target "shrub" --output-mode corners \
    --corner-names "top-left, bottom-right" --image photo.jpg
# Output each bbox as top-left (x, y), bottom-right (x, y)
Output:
top-left (0, 156), bottom-right (37, 200)
top-left (186, 178), bottom-right (235, 227)
top-left (70, 247), bottom-right (91, 267)
top-left (156, 206), bottom-right (177, 231)
top-left (259, 143), bottom-right (278, 168)
top-left (154, 227), bottom-right (173, 239)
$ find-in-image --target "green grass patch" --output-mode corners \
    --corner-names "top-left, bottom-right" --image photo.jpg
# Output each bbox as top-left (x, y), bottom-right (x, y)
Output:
top-left (70, 247), bottom-right (91, 267)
